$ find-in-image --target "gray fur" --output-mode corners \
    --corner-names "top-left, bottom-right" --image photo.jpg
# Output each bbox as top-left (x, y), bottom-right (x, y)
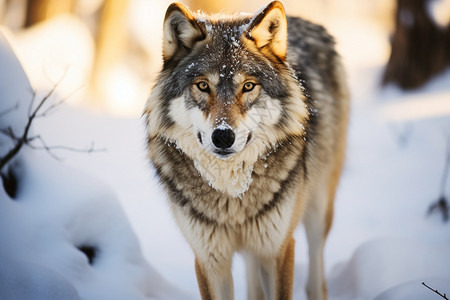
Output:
top-left (144, 2), bottom-right (349, 299)
top-left (148, 16), bottom-right (344, 224)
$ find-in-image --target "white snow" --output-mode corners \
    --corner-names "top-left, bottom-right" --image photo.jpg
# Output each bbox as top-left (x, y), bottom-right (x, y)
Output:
top-left (0, 30), bottom-right (189, 300)
top-left (1, 5), bottom-right (450, 300)
top-left (0, 257), bottom-right (82, 300)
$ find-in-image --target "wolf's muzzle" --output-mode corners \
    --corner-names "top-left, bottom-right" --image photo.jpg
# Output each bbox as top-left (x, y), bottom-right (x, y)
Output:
top-left (212, 128), bottom-right (235, 149)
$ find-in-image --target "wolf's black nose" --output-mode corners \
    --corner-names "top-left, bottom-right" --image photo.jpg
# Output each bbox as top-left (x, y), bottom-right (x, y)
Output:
top-left (212, 128), bottom-right (235, 149)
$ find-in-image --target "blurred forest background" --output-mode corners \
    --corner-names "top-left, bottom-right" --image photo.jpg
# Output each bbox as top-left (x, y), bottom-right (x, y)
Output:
top-left (0, 0), bottom-right (449, 116)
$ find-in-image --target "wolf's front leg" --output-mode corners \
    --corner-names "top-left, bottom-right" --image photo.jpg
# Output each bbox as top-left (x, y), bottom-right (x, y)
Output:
top-left (304, 183), bottom-right (333, 300)
top-left (275, 236), bottom-right (296, 300)
top-left (195, 256), bottom-right (234, 300)
top-left (244, 253), bottom-right (277, 300)
top-left (245, 236), bottom-right (296, 300)
top-left (243, 252), bottom-right (265, 300)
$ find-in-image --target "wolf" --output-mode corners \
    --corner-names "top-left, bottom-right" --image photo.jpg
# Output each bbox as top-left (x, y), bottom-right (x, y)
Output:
top-left (144, 1), bottom-right (349, 299)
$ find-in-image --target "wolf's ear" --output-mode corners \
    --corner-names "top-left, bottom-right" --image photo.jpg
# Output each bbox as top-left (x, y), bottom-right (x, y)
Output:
top-left (245, 1), bottom-right (288, 61)
top-left (163, 2), bottom-right (206, 62)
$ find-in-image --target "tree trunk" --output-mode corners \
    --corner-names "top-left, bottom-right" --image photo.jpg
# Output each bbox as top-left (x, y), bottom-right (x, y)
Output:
top-left (89, 0), bottom-right (129, 104)
top-left (25, 0), bottom-right (75, 27)
top-left (382, 0), bottom-right (450, 90)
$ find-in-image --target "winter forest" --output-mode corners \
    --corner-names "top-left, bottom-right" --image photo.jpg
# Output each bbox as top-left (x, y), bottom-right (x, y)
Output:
top-left (1, 0), bottom-right (450, 299)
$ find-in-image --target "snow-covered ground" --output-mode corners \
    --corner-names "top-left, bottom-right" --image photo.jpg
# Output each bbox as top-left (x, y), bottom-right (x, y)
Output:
top-left (1, 6), bottom-right (450, 300)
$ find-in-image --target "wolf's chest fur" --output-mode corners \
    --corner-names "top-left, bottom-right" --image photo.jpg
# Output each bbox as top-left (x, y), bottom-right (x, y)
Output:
top-left (150, 135), bottom-right (306, 226)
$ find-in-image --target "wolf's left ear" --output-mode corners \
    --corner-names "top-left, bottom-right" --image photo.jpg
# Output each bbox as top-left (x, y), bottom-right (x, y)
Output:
top-left (245, 1), bottom-right (288, 61)
top-left (162, 3), bottom-right (206, 62)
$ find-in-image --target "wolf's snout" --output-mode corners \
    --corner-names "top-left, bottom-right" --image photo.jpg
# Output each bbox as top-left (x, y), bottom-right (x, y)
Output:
top-left (212, 128), bottom-right (235, 149)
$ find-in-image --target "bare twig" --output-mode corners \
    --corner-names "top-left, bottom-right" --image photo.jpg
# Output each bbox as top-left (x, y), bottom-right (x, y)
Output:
top-left (0, 103), bottom-right (19, 118)
top-left (0, 70), bottom-right (103, 171)
top-left (422, 282), bottom-right (449, 299)
top-left (428, 135), bottom-right (450, 222)
top-left (0, 127), bottom-right (18, 140)
top-left (28, 136), bottom-right (106, 160)
top-left (0, 86), bottom-right (57, 170)
top-left (27, 90), bottom-right (37, 117)
top-left (36, 84), bottom-right (84, 118)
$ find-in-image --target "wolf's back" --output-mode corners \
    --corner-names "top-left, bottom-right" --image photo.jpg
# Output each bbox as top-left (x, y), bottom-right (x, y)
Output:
top-left (286, 16), bottom-right (349, 169)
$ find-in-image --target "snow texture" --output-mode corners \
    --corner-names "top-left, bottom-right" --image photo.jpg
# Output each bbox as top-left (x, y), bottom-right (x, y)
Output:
top-left (0, 257), bottom-right (82, 300)
top-left (0, 30), bottom-right (188, 300)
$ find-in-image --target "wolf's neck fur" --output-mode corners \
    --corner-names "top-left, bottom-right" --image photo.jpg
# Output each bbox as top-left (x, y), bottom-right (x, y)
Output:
top-left (163, 128), bottom-right (278, 198)
top-left (193, 155), bottom-right (254, 198)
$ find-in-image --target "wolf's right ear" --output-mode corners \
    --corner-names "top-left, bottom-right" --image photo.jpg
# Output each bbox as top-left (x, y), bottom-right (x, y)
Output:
top-left (162, 3), bottom-right (205, 63)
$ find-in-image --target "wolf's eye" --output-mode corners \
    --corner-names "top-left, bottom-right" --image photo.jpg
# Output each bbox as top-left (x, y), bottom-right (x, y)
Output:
top-left (243, 82), bottom-right (256, 93)
top-left (196, 81), bottom-right (210, 93)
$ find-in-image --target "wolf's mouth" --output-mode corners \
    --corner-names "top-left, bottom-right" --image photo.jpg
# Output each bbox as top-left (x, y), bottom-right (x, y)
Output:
top-left (214, 150), bottom-right (235, 158)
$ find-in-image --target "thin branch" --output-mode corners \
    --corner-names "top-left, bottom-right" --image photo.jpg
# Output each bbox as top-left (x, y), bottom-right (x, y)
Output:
top-left (26, 67), bottom-right (68, 119)
top-left (422, 282), bottom-right (449, 299)
top-left (36, 84), bottom-right (84, 118)
top-left (43, 64), bottom-right (70, 90)
top-left (37, 143), bottom-right (106, 154)
top-left (0, 69), bottom-right (102, 171)
top-left (0, 127), bottom-right (18, 140)
top-left (28, 136), bottom-right (106, 160)
top-left (24, 86), bottom-right (58, 140)
top-left (428, 196), bottom-right (449, 221)
top-left (1, 71), bottom-right (63, 170)
top-left (0, 103), bottom-right (19, 118)
top-left (27, 90), bottom-right (37, 117)
top-left (27, 135), bottom-right (62, 161)
top-left (428, 134), bottom-right (450, 221)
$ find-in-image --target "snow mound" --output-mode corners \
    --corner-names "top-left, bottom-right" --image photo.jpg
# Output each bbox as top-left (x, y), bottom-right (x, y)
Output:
top-left (329, 238), bottom-right (450, 300)
top-left (0, 149), bottom-right (186, 300)
top-left (374, 278), bottom-right (450, 300)
top-left (0, 29), bottom-right (188, 300)
top-left (0, 256), bottom-right (81, 300)
top-left (0, 28), bottom-right (33, 156)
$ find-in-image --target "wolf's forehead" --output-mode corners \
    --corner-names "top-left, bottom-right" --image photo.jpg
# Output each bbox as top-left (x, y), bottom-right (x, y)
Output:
top-left (191, 43), bottom-right (268, 85)
top-left (176, 17), bottom-right (283, 94)
top-left (199, 26), bottom-right (247, 71)
top-left (208, 21), bottom-right (248, 43)
top-left (186, 19), bottom-right (247, 64)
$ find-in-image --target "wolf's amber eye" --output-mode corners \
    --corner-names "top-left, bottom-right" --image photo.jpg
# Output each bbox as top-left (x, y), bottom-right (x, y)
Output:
top-left (196, 81), bottom-right (210, 93)
top-left (243, 82), bottom-right (256, 93)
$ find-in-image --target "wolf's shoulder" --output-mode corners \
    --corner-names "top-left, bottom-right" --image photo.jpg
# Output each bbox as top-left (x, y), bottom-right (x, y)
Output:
top-left (285, 16), bottom-right (339, 92)
top-left (286, 16), bottom-right (335, 53)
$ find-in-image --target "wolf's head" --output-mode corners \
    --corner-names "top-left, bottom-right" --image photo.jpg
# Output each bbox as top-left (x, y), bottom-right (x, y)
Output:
top-left (145, 1), bottom-right (308, 195)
